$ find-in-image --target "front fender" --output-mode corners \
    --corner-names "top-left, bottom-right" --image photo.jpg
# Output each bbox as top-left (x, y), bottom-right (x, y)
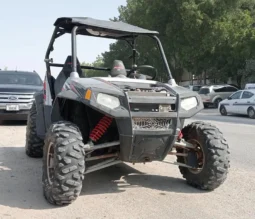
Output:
top-left (212, 95), bottom-right (222, 103)
top-left (51, 88), bottom-right (131, 126)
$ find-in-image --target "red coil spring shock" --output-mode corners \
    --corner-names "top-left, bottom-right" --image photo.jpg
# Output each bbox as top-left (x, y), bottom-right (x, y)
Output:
top-left (89, 116), bottom-right (113, 142)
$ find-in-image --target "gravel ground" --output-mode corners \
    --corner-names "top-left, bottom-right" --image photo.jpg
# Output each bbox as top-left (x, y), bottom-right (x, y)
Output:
top-left (0, 109), bottom-right (254, 219)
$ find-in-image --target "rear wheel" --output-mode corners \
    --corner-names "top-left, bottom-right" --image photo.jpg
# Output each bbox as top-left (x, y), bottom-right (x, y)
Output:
top-left (42, 121), bottom-right (86, 206)
top-left (214, 98), bottom-right (222, 108)
top-left (176, 121), bottom-right (230, 190)
top-left (220, 105), bottom-right (227, 116)
top-left (248, 107), bottom-right (255, 119)
top-left (25, 101), bottom-right (44, 158)
top-left (203, 103), bottom-right (209, 108)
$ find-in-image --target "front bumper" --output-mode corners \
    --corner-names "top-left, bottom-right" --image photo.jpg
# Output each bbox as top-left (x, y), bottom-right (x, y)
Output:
top-left (0, 102), bottom-right (32, 120)
top-left (117, 90), bottom-right (181, 163)
top-left (199, 94), bottom-right (212, 104)
top-left (202, 98), bottom-right (213, 104)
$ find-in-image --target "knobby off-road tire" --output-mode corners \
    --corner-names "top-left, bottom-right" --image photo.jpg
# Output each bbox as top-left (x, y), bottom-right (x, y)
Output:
top-left (25, 101), bottom-right (44, 158)
top-left (177, 121), bottom-right (230, 190)
top-left (42, 121), bottom-right (86, 206)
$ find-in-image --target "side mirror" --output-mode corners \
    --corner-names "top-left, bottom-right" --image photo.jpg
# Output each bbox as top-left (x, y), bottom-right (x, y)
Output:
top-left (228, 97), bottom-right (232, 100)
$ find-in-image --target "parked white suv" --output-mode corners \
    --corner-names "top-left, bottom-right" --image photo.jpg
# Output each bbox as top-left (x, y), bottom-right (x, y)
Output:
top-left (245, 83), bottom-right (255, 90)
top-left (0, 70), bottom-right (43, 120)
top-left (198, 84), bottom-right (239, 108)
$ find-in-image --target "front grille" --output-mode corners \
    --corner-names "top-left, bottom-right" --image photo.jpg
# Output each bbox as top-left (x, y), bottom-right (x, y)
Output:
top-left (132, 117), bottom-right (172, 130)
top-left (0, 92), bottom-right (34, 103)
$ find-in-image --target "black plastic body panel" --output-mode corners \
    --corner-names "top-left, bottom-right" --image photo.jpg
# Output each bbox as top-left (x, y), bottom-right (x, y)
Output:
top-left (164, 84), bottom-right (204, 119)
top-left (45, 77), bottom-right (203, 163)
top-left (35, 91), bottom-right (53, 138)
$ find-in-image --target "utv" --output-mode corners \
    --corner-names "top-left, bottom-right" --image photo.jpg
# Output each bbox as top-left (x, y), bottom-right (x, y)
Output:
top-left (25, 17), bottom-right (230, 206)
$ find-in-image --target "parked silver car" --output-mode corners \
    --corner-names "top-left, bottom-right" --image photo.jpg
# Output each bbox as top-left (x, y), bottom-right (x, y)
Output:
top-left (198, 84), bottom-right (239, 108)
top-left (183, 85), bottom-right (203, 92)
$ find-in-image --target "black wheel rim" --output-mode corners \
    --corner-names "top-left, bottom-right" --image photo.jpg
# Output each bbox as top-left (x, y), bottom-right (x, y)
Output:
top-left (221, 106), bottom-right (226, 115)
top-left (47, 142), bottom-right (55, 185)
top-left (248, 109), bottom-right (255, 118)
top-left (184, 139), bottom-right (205, 174)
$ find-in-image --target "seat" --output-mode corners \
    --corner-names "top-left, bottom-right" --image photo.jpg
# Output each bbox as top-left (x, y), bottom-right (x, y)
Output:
top-left (110, 60), bottom-right (127, 78)
top-left (54, 56), bottom-right (83, 96)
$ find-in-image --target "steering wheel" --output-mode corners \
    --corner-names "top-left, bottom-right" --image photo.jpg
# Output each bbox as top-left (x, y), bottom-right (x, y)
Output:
top-left (127, 65), bottom-right (157, 80)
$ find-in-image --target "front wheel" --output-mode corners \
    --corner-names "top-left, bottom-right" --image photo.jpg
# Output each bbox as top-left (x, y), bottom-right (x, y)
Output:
top-left (176, 121), bottom-right (230, 190)
top-left (219, 105), bottom-right (227, 116)
top-left (42, 121), bottom-right (86, 206)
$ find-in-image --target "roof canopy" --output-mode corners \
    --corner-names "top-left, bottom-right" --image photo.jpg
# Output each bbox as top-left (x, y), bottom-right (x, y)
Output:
top-left (54, 17), bottom-right (159, 39)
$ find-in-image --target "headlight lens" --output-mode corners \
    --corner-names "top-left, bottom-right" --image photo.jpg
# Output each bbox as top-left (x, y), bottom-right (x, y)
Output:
top-left (181, 97), bottom-right (198, 110)
top-left (96, 93), bottom-right (120, 109)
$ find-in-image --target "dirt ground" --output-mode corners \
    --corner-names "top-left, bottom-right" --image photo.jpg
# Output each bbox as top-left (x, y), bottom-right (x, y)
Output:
top-left (0, 117), bottom-right (254, 219)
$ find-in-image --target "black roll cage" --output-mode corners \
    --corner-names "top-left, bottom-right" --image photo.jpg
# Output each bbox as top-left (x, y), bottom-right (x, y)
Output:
top-left (44, 25), bottom-right (173, 79)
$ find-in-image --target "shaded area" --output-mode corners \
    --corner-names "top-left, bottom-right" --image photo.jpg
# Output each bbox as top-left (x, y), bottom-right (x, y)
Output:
top-left (0, 120), bottom-right (27, 126)
top-left (0, 146), bottom-right (204, 210)
top-left (83, 163), bottom-right (205, 196)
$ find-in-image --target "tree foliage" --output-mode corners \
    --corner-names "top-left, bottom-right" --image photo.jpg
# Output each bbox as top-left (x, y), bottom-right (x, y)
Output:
top-left (83, 0), bottom-right (255, 87)
top-left (81, 55), bottom-right (108, 77)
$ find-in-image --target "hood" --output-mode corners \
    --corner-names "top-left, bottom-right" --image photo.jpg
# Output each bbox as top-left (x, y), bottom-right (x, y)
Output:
top-left (220, 98), bottom-right (229, 104)
top-left (97, 77), bottom-right (157, 84)
top-left (0, 84), bottom-right (43, 93)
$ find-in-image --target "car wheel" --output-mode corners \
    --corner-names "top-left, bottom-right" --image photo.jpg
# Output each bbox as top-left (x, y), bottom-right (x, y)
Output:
top-left (247, 107), bottom-right (255, 119)
top-left (214, 98), bottom-right (222, 108)
top-left (220, 105), bottom-right (227, 116)
top-left (203, 103), bottom-right (209, 109)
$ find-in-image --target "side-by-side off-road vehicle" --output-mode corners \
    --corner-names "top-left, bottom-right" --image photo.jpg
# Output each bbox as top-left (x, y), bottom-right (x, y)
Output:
top-left (25, 17), bottom-right (230, 206)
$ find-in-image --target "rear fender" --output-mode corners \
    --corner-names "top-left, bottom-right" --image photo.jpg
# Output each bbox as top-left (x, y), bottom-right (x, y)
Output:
top-left (212, 95), bottom-right (222, 103)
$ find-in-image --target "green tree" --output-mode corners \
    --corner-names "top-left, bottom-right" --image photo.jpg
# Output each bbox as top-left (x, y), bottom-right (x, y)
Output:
top-left (208, 3), bottom-right (255, 86)
top-left (99, 0), bottom-right (255, 86)
top-left (81, 55), bottom-right (108, 77)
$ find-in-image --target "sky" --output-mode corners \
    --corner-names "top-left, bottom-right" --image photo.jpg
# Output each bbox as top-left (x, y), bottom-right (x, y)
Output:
top-left (0, 0), bottom-right (127, 79)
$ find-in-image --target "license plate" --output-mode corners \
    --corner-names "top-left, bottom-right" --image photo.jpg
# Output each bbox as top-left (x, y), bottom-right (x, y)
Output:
top-left (6, 104), bottom-right (19, 111)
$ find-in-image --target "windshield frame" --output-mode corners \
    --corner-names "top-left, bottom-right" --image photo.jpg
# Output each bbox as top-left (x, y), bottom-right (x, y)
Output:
top-left (45, 25), bottom-right (174, 82)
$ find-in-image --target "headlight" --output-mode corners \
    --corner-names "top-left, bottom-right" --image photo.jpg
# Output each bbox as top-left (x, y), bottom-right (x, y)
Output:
top-left (181, 97), bottom-right (198, 110)
top-left (96, 93), bottom-right (120, 109)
